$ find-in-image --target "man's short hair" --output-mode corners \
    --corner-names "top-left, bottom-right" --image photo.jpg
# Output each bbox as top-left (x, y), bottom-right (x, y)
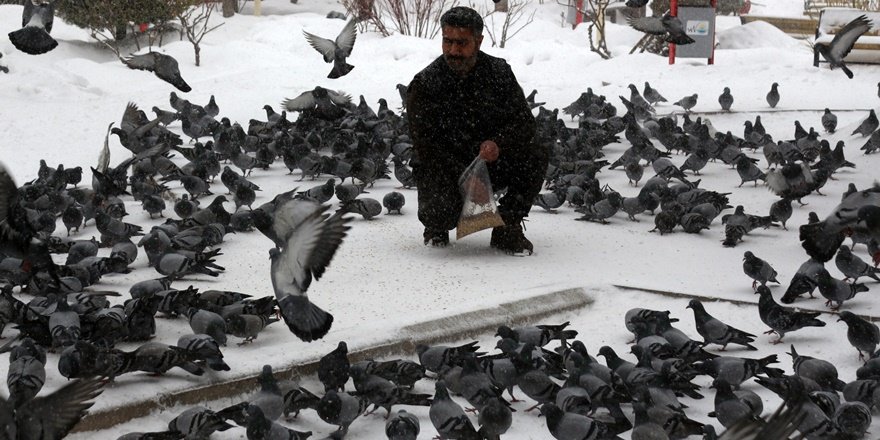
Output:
top-left (440, 6), bottom-right (484, 36)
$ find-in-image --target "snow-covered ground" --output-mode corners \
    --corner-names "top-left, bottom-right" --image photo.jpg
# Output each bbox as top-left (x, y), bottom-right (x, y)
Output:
top-left (2, 0), bottom-right (880, 438)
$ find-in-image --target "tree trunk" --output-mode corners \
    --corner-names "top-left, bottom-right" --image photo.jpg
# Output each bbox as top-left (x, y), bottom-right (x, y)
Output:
top-left (222, 0), bottom-right (236, 17)
top-left (194, 44), bottom-right (201, 67)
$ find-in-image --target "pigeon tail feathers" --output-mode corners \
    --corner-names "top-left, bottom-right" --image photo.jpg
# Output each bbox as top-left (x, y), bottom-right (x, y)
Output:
top-left (278, 294), bottom-right (333, 342)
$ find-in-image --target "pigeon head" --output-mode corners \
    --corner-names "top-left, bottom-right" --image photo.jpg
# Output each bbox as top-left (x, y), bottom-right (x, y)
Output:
top-left (685, 299), bottom-right (702, 311)
top-left (495, 325), bottom-right (515, 339)
top-left (434, 381), bottom-right (451, 399)
top-left (743, 251), bottom-right (755, 261)
top-left (838, 311), bottom-right (857, 323)
top-left (755, 285), bottom-right (771, 296)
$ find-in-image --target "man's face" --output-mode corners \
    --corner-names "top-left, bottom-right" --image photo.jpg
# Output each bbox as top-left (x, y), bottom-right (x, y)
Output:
top-left (442, 26), bottom-right (483, 76)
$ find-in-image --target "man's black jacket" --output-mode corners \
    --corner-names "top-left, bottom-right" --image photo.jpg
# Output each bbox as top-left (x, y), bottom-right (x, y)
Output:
top-left (406, 51), bottom-right (539, 170)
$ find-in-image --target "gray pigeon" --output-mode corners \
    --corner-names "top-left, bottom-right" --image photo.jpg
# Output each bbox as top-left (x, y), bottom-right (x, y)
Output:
top-left (834, 401), bottom-right (872, 439)
top-left (718, 87), bottom-right (733, 111)
top-left (244, 405), bottom-right (312, 440)
top-left (756, 285), bottom-right (825, 344)
top-left (816, 15), bottom-right (872, 79)
top-left (386, 409), bottom-right (419, 440)
top-left (742, 251), bottom-right (779, 289)
top-left (789, 345), bottom-right (845, 392)
top-left (297, 178), bottom-right (336, 203)
top-left (383, 191), bottom-right (405, 214)
top-left (186, 308), bottom-right (228, 346)
top-left (815, 268), bottom-right (868, 310)
top-left (340, 197), bottom-right (382, 220)
top-left (539, 402), bottom-right (609, 440)
top-left (477, 397), bottom-right (512, 440)
top-left (861, 129), bottom-right (880, 153)
top-left (316, 390), bottom-right (369, 435)
top-left (735, 155), bottom-right (765, 187)
top-left (673, 94), bottom-right (698, 112)
top-left (687, 299), bottom-right (757, 350)
top-left (822, 108), bottom-right (837, 133)
top-left (835, 245), bottom-right (880, 282)
top-left (643, 81), bottom-right (667, 104)
top-left (712, 379), bottom-right (758, 428)
top-left (7, 353), bottom-right (45, 408)
top-left (769, 198), bottom-right (793, 230)
top-left (837, 311), bottom-right (880, 360)
top-left (8, 0), bottom-right (57, 55)
top-left (853, 110), bottom-right (879, 137)
top-left (429, 381), bottom-right (480, 440)
top-left (303, 18), bottom-right (357, 79)
top-left (167, 405), bottom-right (237, 438)
top-left (123, 52), bottom-right (191, 92)
top-left (318, 341), bottom-right (350, 392)
top-left (268, 199), bottom-right (351, 342)
top-left (781, 257), bottom-right (824, 303)
top-left (766, 82), bottom-right (780, 108)
top-left (249, 365), bottom-right (285, 422)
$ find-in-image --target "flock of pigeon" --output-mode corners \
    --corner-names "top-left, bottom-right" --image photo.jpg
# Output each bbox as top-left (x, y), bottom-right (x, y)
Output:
top-left (2, 2), bottom-right (880, 440)
top-left (0, 74), bottom-right (879, 438)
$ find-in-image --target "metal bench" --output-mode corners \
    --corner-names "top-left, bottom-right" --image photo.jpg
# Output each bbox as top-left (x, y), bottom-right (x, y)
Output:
top-left (812, 7), bottom-right (880, 66)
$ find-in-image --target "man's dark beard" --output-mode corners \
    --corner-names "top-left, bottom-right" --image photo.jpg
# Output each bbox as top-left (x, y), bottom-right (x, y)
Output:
top-left (445, 55), bottom-right (475, 75)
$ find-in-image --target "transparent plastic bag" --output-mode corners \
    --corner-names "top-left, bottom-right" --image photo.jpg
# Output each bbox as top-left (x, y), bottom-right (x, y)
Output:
top-left (456, 157), bottom-right (505, 239)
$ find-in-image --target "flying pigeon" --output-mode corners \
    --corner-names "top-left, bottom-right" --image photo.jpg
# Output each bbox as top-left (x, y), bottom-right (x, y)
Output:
top-left (282, 86), bottom-right (353, 121)
top-left (268, 199), bottom-right (351, 342)
top-left (627, 13), bottom-right (695, 45)
top-left (123, 52), bottom-right (192, 92)
top-left (8, 0), bottom-right (57, 55)
top-left (303, 18), bottom-right (358, 79)
top-left (816, 14), bottom-right (872, 79)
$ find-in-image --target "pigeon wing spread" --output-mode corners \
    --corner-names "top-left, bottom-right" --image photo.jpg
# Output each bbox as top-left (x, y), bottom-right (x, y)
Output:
top-left (282, 91), bottom-right (318, 112)
top-left (327, 89), bottom-right (354, 107)
top-left (627, 16), bottom-right (666, 35)
top-left (123, 53), bottom-right (159, 71)
top-left (270, 202), bottom-right (350, 341)
top-left (303, 31), bottom-right (338, 63)
top-left (335, 18), bottom-right (358, 56)
top-left (828, 15), bottom-right (872, 62)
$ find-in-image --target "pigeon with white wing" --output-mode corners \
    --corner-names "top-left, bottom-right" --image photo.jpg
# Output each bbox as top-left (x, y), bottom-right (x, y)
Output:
top-left (268, 198), bottom-right (351, 342)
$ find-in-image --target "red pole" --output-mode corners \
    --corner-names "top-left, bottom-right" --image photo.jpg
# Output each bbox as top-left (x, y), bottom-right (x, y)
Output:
top-left (574, 0), bottom-right (584, 28)
top-left (708, 0), bottom-right (716, 64)
top-left (669, 0), bottom-right (678, 64)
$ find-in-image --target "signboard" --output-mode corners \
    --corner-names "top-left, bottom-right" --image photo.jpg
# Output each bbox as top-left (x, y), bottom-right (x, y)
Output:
top-left (675, 6), bottom-right (715, 59)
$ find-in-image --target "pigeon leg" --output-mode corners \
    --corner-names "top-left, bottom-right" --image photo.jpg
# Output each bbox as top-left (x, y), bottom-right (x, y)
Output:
top-left (752, 280), bottom-right (758, 290)
top-left (507, 390), bottom-right (523, 402)
top-left (771, 337), bottom-right (784, 345)
top-left (525, 402), bottom-right (542, 412)
top-left (763, 329), bottom-right (776, 335)
top-left (859, 350), bottom-right (865, 361)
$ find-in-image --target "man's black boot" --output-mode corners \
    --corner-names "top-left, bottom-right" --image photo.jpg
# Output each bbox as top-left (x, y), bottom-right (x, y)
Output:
top-left (423, 228), bottom-right (449, 247)
top-left (490, 222), bottom-right (533, 255)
